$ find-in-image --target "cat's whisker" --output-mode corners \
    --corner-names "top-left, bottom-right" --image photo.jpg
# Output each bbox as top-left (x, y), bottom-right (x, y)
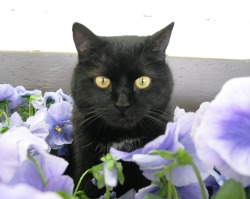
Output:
top-left (145, 114), bottom-right (167, 129)
top-left (148, 108), bottom-right (169, 120)
top-left (80, 141), bottom-right (94, 150)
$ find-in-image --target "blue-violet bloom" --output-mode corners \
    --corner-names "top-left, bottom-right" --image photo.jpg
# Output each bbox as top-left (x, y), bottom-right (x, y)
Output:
top-left (0, 84), bottom-right (21, 109)
top-left (192, 77), bottom-right (250, 185)
top-left (45, 101), bottom-right (73, 149)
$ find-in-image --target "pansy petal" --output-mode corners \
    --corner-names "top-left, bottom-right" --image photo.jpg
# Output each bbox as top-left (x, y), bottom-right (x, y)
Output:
top-left (193, 77), bottom-right (250, 184)
top-left (176, 183), bottom-right (208, 199)
top-left (135, 184), bottom-right (160, 199)
top-left (0, 184), bottom-right (63, 199)
top-left (45, 175), bottom-right (74, 194)
top-left (0, 127), bottom-right (48, 183)
top-left (110, 147), bottom-right (142, 161)
top-left (132, 154), bottom-right (170, 170)
top-left (104, 162), bottom-right (118, 187)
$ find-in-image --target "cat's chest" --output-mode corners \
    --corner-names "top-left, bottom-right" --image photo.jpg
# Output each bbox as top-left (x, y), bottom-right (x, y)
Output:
top-left (95, 137), bottom-right (143, 156)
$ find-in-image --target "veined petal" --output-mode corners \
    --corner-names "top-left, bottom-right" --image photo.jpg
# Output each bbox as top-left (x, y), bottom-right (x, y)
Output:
top-left (193, 77), bottom-right (250, 184)
top-left (132, 154), bottom-right (169, 170)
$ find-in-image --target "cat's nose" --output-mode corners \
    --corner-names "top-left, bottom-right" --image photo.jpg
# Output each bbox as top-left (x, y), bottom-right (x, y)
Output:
top-left (115, 93), bottom-right (131, 112)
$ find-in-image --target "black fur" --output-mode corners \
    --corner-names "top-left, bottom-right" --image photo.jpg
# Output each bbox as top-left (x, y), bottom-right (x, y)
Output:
top-left (68, 22), bottom-right (175, 198)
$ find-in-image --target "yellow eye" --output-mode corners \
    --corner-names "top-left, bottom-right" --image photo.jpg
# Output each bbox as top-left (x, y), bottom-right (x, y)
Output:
top-left (135, 76), bottom-right (151, 89)
top-left (95, 76), bottom-right (111, 89)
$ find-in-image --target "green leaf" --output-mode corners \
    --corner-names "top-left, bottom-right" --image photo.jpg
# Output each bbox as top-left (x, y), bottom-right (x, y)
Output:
top-left (156, 183), bottom-right (168, 197)
top-left (91, 163), bottom-right (103, 172)
top-left (116, 162), bottom-right (125, 185)
top-left (143, 193), bottom-right (163, 199)
top-left (73, 190), bottom-right (90, 199)
top-left (154, 162), bottom-right (177, 178)
top-left (97, 173), bottom-right (105, 189)
top-left (149, 150), bottom-right (175, 160)
top-left (106, 159), bottom-right (115, 171)
top-left (215, 179), bottom-right (245, 199)
top-left (0, 126), bottom-right (9, 133)
top-left (175, 148), bottom-right (193, 165)
top-left (57, 191), bottom-right (81, 199)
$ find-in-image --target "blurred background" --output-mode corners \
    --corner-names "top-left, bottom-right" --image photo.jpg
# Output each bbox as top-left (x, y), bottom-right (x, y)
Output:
top-left (0, 0), bottom-right (249, 111)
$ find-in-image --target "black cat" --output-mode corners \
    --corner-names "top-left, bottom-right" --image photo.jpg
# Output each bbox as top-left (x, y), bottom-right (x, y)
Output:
top-left (68, 22), bottom-right (175, 198)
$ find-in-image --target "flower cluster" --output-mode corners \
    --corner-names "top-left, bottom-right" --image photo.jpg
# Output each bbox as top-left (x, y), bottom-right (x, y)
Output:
top-left (0, 85), bottom-right (74, 199)
top-left (1, 76), bottom-right (250, 199)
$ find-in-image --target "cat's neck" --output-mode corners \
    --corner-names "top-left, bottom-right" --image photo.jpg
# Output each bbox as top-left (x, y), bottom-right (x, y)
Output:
top-left (82, 117), bottom-right (167, 151)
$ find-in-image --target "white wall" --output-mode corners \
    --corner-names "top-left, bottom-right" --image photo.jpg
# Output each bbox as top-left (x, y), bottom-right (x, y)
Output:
top-left (1, 0), bottom-right (250, 59)
top-left (0, 0), bottom-right (250, 111)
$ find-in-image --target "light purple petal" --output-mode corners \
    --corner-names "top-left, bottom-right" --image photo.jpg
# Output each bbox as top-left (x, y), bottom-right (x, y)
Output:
top-left (132, 154), bottom-right (169, 170)
top-left (0, 84), bottom-right (20, 109)
top-left (47, 101), bottom-right (72, 123)
top-left (104, 162), bottom-right (118, 187)
top-left (56, 89), bottom-right (73, 104)
top-left (176, 183), bottom-right (208, 199)
top-left (18, 89), bottom-right (42, 97)
top-left (0, 127), bottom-right (48, 183)
top-left (9, 159), bottom-right (44, 190)
top-left (26, 109), bottom-right (49, 140)
top-left (0, 184), bottom-right (63, 199)
top-left (193, 77), bottom-right (250, 184)
top-left (10, 112), bottom-right (26, 127)
top-left (45, 175), bottom-right (74, 194)
top-left (36, 149), bottom-right (69, 177)
top-left (135, 184), bottom-right (159, 199)
top-left (110, 147), bottom-right (142, 161)
top-left (44, 92), bottom-right (62, 107)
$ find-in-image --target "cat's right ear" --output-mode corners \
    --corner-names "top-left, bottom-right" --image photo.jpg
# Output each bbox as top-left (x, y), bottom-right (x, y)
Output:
top-left (72, 22), bottom-right (100, 54)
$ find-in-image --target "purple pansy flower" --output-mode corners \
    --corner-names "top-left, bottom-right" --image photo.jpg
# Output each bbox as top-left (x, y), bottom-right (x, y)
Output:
top-left (9, 148), bottom-right (74, 194)
top-left (56, 89), bottom-right (73, 104)
top-left (17, 87), bottom-right (44, 109)
top-left (10, 108), bottom-right (49, 140)
top-left (0, 84), bottom-right (21, 109)
top-left (0, 184), bottom-right (63, 199)
top-left (192, 77), bottom-right (250, 185)
top-left (111, 106), bottom-right (212, 187)
top-left (45, 101), bottom-right (73, 149)
top-left (44, 89), bottom-right (73, 108)
top-left (44, 92), bottom-right (63, 108)
top-left (0, 126), bottom-right (48, 183)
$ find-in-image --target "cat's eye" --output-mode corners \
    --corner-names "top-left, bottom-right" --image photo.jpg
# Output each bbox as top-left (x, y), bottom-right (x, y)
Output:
top-left (134, 76), bottom-right (151, 89)
top-left (95, 76), bottom-right (111, 89)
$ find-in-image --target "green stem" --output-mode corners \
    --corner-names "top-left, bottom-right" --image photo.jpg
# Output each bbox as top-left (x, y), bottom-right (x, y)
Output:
top-left (27, 154), bottom-right (47, 186)
top-left (172, 186), bottom-right (181, 199)
top-left (106, 186), bottom-right (110, 199)
top-left (2, 111), bottom-right (10, 125)
top-left (168, 170), bottom-right (173, 199)
top-left (191, 162), bottom-right (207, 199)
top-left (73, 168), bottom-right (92, 195)
top-left (29, 100), bottom-right (34, 117)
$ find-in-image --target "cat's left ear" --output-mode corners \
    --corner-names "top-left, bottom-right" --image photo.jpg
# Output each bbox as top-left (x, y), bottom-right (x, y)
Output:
top-left (72, 22), bottom-right (100, 54)
top-left (144, 22), bottom-right (175, 53)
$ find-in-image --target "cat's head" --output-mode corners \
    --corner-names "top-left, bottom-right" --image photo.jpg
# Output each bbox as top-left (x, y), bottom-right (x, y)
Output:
top-left (71, 22), bottom-right (174, 130)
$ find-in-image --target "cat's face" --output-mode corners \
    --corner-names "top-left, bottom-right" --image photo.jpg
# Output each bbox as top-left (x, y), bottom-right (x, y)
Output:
top-left (71, 23), bottom-right (174, 129)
